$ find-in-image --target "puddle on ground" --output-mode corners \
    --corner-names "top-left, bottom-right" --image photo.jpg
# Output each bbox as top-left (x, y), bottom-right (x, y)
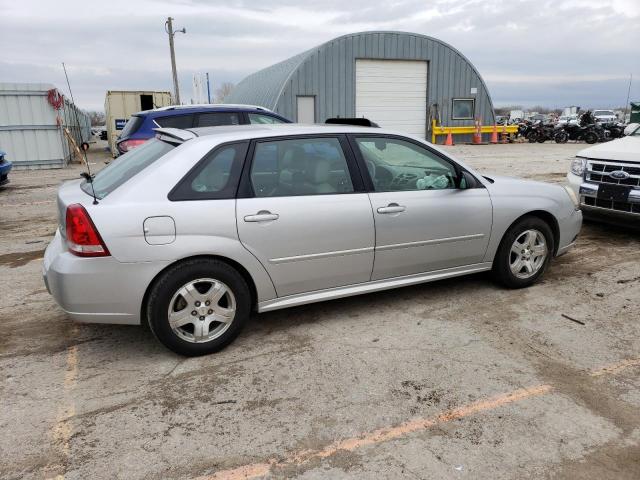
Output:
top-left (0, 249), bottom-right (45, 268)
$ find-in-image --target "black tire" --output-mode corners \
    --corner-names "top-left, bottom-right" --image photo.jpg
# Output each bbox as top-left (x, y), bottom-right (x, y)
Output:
top-left (554, 131), bottom-right (569, 143)
top-left (536, 135), bottom-right (546, 143)
top-left (147, 258), bottom-right (251, 356)
top-left (526, 132), bottom-right (538, 143)
top-left (583, 131), bottom-right (598, 144)
top-left (492, 216), bottom-right (555, 289)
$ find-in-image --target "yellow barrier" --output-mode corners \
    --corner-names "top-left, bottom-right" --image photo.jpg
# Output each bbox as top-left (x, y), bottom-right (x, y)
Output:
top-left (431, 120), bottom-right (518, 144)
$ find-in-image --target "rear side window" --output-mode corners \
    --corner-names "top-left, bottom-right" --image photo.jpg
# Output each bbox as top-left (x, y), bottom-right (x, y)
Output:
top-left (119, 115), bottom-right (144, 137)
top-left (248, 113), bottom-right (286, 125)
top-left (169, 142), bottom-right (248, 201)
top-left (155, 115), bottom-right (194, 129)
top-left (196, 112), bottom-right (240, 127)
top-left (83, 139), bottom-right (175, 199)
top-left (250, 137), bottom-right (354, 197)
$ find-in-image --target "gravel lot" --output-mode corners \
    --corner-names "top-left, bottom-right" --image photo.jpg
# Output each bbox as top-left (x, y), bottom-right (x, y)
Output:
top-left (1, 141), bottom-right (639, 480)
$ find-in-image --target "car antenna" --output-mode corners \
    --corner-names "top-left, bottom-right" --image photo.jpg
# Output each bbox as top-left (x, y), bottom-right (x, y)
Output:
top-left (62, 62), bottom-right (99, 205)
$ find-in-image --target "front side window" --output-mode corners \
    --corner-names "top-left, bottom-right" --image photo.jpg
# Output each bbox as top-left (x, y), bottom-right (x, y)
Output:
top-left (452, 99), bottom-right (475, 120)
top-left (196, 112), bottom-right (240, 127)
top-left (355, 137), bottom-right (458, 192)
top-left (250, 137), bottom-right (354, 197)
top-left (248, 113), bottom-right (286, 125)
top-left (155, 115), bottom-right (194, 129)
top-left (169, 143), bottom-right (247, 201)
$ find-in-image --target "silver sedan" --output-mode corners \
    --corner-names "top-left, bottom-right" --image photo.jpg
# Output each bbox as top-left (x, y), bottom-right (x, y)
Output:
top-left (43, 125), bottom-right (582, 355)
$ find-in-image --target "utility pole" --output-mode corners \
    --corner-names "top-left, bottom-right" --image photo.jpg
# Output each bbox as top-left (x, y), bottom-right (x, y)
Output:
top-left (206, 72), bottom-right (211, 104)
top-left (165, 17), bottom-right (186, 105)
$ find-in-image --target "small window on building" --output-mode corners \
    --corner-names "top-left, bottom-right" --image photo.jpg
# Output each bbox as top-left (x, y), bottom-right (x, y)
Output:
top-left (452, 99), bottom-right (475, 120)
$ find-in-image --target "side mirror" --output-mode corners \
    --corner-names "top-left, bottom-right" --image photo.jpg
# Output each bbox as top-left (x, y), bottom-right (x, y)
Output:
top-left (459, 171), bottom-right (479, 189)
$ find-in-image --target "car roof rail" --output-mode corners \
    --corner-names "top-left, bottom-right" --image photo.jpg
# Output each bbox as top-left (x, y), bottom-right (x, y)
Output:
top-left (325, 117), bottom-right (380, 127)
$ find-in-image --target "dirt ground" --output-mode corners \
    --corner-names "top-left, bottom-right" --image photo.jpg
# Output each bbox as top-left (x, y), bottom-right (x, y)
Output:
top-left (1, 140), bottom-right (639, 480)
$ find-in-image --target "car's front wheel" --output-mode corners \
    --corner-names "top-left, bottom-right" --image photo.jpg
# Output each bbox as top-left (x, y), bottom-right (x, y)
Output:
top-left (492, 216), bottom-right (554, 288)
top-left (147, 259), bottom-right (251, 356)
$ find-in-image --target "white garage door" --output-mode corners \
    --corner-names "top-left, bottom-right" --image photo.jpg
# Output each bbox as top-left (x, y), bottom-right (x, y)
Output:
top-left (355, 59), bottom-right (427, 138)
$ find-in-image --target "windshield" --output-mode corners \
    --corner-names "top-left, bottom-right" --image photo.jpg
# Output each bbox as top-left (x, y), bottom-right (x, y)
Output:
top-left (593, 110), bottom-right (614, 116)
top-left (119, 115), bottom-right (144, 138)
top-left (81, 139), bottom-right (175, 199)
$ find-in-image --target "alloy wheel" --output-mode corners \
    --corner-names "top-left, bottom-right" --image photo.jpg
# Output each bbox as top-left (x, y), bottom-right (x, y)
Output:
top-left (509, 229), bottom-right (548, 279)
top-left (167, 278), bottom-right (237, 343)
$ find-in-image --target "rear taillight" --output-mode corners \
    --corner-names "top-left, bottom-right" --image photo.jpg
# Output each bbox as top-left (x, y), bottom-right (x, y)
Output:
top-left (118, 138), bottom-right (147, 153)
top-left (65, 204), bottom-right (110, 257)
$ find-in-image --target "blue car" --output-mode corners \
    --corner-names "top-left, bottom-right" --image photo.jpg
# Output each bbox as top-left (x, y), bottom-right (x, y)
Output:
top-left (116, 104), bottom-right (291, 155)
top-left (0, 150), bottom-right (12, 187)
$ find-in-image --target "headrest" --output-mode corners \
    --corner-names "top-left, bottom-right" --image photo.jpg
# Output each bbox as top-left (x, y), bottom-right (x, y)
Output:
top-left (305, 158), bottom-right (331, 184)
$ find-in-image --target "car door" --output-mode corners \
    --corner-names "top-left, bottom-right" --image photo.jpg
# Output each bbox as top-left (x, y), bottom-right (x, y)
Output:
top-left (236, 135), bottom-right (375, 297)
top-left (351, 135), bottom-right (492, 281)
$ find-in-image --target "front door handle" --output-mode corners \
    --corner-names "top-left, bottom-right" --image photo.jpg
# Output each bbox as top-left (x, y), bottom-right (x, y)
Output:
top-left (244, 210), bottom-right (279, 222)
top-left (377, 203), bottom-right (406, 214)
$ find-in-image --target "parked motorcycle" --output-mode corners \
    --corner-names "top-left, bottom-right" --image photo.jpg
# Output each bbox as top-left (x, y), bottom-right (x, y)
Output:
top-left (554, 123), bottom-right (599, 144)
top-left (600, 121), bottom-right (626, 140)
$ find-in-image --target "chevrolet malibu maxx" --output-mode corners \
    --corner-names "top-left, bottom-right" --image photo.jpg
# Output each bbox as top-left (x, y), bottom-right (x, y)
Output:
top-left (44, 125), bottom-right (582, 356)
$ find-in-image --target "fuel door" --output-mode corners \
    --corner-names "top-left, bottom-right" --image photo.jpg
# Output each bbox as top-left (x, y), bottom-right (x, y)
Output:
top-left (143, 216), bottom-right (176, 245)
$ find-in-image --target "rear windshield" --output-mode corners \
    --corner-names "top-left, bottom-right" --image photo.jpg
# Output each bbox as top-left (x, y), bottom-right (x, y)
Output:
top-left (82, 139), bottom-right (175, 199)
top-left (120, 115), bottom-right (144, 137)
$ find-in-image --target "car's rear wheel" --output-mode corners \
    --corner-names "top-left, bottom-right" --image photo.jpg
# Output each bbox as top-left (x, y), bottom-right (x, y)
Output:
top-left (147, 259), bottom-right (251, 356)
top-left (492, 216), bottom-right (554, 288)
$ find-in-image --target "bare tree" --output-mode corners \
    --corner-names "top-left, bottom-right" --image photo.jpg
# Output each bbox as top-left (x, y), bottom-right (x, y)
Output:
top-left (214, 82), bottom-right (235, 103)
top-left (87, 111), bottom-right (106, 126)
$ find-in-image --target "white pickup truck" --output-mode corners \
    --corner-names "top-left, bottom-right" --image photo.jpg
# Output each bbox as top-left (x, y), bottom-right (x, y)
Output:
top-left (566, 123), bottom-right (640, 221)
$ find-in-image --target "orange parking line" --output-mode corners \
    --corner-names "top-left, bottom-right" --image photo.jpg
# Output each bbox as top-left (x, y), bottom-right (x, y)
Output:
top-left (199, 357), bottom-right (640, 480)
top-left (199, 385), bottom-right (551, 480)
top-left (590, 357), bottom-right (640, 377)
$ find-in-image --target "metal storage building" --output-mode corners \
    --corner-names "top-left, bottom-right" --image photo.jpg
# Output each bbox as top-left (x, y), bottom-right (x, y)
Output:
top-left (104, 90), bottom-right (172, 156)
top-left (0, 83), bottom-right (91, 169)
top-left (227, 31), bottom-right (495, 141)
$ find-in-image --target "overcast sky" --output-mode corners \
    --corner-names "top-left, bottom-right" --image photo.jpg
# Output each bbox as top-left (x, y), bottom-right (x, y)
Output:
top-left (2, 0), bottom-right (639, 112)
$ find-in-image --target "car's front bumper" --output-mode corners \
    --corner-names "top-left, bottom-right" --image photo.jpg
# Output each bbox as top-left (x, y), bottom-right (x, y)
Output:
top-left (43, 230), bottom-right (168, 325)
top-left (567, 172), bottom-right (640, 220)
top-left (0, 161), bottom-right (12, 186)
top-left (556, 205), bottom-right (582, 256)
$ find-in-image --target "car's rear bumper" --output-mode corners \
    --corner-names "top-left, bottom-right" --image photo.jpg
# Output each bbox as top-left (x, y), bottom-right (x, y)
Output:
top-left (43, 230), bottom-right (168, 325)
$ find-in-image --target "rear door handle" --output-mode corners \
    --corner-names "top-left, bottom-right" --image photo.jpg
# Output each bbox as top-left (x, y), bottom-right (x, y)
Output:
top-left (377, 203), bottom-right (406, 214)
top-left (244, 210), bottom-right (279, 222)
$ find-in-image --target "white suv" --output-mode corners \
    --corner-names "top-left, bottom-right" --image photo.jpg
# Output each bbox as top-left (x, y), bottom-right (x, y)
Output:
top-left (567, 123), bottom-right (640, 220)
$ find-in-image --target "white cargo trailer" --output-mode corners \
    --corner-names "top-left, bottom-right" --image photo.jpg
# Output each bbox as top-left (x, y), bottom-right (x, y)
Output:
top-left (104, 90), bottom-right (172, 156)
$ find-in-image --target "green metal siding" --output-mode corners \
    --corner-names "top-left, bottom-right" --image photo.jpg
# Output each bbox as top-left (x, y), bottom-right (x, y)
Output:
top-left (226, 31), bottom-right (495, 138)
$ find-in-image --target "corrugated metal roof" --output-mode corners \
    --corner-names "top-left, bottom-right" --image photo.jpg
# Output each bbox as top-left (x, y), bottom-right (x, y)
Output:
top-left (225, 31), bottom-right (496, 138)
top-left (226, 49), bottom-right (314, 109)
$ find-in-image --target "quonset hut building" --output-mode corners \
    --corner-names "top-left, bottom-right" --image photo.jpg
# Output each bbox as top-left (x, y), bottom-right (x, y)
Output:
top-left (227, 31), bottom-right (495, 141)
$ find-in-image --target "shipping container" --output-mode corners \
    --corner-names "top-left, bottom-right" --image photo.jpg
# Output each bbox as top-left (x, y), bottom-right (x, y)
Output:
top-left (0, 82), bottom-right (91, 169)
top-left (104, 90), bottom-right (172, 156)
